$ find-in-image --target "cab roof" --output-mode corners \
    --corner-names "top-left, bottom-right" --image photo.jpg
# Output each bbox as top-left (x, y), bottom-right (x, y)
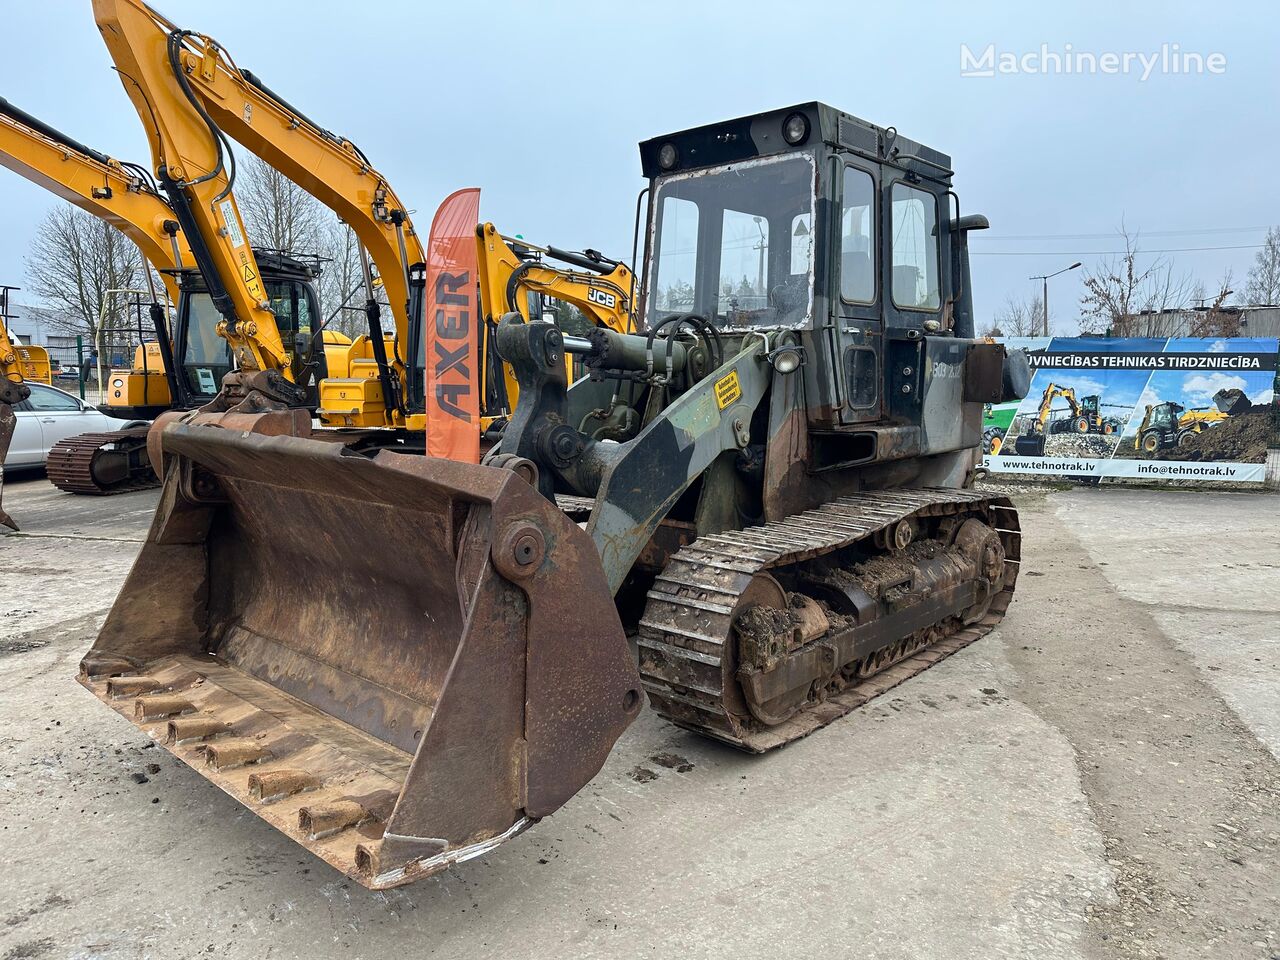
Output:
top-left (638, 102), bottom-right (953, 183)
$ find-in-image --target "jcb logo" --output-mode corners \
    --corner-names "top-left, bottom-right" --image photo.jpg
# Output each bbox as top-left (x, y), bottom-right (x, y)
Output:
top-left (587, 287), bottom-right (616, 310)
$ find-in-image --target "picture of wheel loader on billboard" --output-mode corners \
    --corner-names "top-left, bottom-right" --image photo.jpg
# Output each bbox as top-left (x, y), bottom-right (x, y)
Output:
top-left (1114, 366), bottom-right (1273, 464)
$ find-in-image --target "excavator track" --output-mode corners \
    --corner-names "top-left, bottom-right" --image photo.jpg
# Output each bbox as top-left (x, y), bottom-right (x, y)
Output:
top-left (45, 428), bottom-right (157, 495)
top-left (638, 489), bottom-right (1020, 753)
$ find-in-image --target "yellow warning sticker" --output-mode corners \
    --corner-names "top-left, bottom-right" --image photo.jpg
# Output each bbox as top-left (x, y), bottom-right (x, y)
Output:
top-left (714, 370), bottom-right (742, 409)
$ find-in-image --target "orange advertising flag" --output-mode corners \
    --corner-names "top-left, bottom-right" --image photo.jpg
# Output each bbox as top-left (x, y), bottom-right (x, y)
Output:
top-left (424, 188), bottom-right (482, 463)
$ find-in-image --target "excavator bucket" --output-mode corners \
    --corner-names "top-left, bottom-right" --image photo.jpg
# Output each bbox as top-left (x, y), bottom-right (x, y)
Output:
top-left (78, 412), bottom-right (642, 888)
top-left (0, 401), bottom-right (17, 531)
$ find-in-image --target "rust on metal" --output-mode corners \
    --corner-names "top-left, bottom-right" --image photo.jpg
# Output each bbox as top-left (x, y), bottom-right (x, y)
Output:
top-left (133, 694), bottom-right (193, 720)
top-left (45, 427), bottom-right (156, 495)
top-left (639, 489), bottom-right (1021, 752)
top-left (105, 676), bottom-right (161, 699)
top-left (247, 769), bottom-right (319, 803)
top-left (299, 799), bottom-right (372, 841)
top-left (166, 716), bottom-right (230, 744)
top-left (78, 408), bottom-right (641, 889)
top-left (202, 739), bottom-right (269, 770)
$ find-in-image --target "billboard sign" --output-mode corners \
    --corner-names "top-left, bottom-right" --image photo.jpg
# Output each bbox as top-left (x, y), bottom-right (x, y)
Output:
top-left (982, 337), bottom-right (1277, 482)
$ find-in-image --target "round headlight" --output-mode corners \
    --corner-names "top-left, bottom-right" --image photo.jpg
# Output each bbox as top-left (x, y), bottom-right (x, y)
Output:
top-left (782, 112), bottom-right (810, 145)
top-left (769, 345), bottom-right (804, 375)
top-left (657, 142), bottom-right (679, 170)
top-left (112, 378), bottom-right (124, 388)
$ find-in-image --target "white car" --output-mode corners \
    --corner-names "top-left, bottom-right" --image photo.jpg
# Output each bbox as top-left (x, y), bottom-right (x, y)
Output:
top-left (5, 382), bottom-right (149, 468)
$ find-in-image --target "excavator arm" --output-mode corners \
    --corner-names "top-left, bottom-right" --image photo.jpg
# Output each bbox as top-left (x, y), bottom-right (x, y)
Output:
top-left (1034, 382), bottom-right (1079, 428)
top-left (476, 223), bottom-right (636, 417)
top-left (110, 4), bottom-right (425, 425)
top-left (93, 0), bottom-right (296, 396)
top-left (0, 97), bottom-right (192, 306)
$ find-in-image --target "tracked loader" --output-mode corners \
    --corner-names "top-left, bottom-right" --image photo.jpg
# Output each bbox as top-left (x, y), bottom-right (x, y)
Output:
top-left (79, 103), bottom-right (1029, 889)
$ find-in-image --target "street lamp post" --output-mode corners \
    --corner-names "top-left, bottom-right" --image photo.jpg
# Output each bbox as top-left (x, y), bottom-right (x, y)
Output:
top-left (1029, 261), bottom-right (1082, 336)
top-left (752, 216), bottom-right (766, 299)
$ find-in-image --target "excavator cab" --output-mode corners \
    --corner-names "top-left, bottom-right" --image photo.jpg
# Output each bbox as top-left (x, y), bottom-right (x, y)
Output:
top-left (169, 250), bottom-right (325, 407)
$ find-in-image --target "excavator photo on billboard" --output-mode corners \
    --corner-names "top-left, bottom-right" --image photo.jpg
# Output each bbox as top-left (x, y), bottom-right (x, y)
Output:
top-left (1012, 381), bottom-right (1124, 457)
top-left (78, 30), bottom-right (1032, 891)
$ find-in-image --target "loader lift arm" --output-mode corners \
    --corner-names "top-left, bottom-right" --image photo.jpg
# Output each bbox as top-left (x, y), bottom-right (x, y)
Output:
top-left (94, 0), bottom-right (300, 402)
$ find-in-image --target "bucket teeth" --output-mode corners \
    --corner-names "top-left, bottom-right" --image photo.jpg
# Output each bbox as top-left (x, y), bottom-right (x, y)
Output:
top-left (247, 769), bottom-right (319, 804)
top-left (80, 653), bottom-right (140, 679)
top-left (166, 716), bottom-right (230, 745)
top-left (201, 739), bottom-right (268, 770)
top-left (105, 676), bottom-right (162, 699)
top-left (133, 695), bottom-right (194, 720)
top-left (299, 799), bottom-right (371, 841)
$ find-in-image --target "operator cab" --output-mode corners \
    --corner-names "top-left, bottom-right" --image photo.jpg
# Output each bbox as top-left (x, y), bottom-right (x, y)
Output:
top-left (640, 103), bottom-right (993, 435)
top-left (172, 249), bottom-right (325, 407)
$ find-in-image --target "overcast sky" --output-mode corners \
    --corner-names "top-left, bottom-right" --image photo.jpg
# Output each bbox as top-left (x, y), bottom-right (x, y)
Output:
top-left (1, 0), bottom-right (1273, 331)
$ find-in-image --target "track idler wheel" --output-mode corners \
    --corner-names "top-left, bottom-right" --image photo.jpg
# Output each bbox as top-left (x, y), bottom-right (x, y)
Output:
top-left (954, 518), bottom-right (1007, 624)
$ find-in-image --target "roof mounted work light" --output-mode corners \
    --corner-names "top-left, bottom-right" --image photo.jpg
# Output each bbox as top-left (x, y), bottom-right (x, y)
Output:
top-left (782, 112), bottom-right (810, 145)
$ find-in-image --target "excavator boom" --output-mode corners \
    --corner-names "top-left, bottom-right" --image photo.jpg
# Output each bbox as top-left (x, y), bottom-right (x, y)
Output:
top-left (94, 0), bottom-right (295, 390)
top-left (0, 97), bottom-right (192, 306)
top-left (476, 223), bottom-right (636, 420)
top-left (111, 10), bottom-right (426, 428)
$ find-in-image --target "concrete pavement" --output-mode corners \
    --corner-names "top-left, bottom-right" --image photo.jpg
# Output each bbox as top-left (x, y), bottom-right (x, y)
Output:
top-left (0, 475), bottom-right (1275, 960)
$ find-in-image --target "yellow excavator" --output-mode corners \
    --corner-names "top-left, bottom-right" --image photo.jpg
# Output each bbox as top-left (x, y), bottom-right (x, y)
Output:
top-left (0, 302), bottom-right (48, 529)
top-left (1012, 381), bottom-right (1120, 456)
top-left (0, 95), bottom-right (359, 494)
top-left (92, 0), bottom-right (637, 462)
top-left (0, 95), bottom-right (189, 497)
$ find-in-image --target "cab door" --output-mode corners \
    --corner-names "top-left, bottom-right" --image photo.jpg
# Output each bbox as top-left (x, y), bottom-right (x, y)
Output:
top-left (832, 161), bottom-right (882, 424)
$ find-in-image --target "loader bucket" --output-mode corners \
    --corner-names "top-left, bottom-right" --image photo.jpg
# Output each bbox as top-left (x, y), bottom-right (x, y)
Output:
top-left (1213, 387), bottom-right (1252, 416)
top-left (78, 413), bottom-right (642, 888)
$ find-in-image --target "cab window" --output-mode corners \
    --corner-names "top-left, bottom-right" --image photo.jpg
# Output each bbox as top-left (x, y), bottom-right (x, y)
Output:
top-left (890, 182), bottom-right (940, 311)
top-left (840, 167), bottom-right (876, 303)
top-left (652, 196), bottom-right (699, 312)
top-left (718, 209), bottom-right (767, 314)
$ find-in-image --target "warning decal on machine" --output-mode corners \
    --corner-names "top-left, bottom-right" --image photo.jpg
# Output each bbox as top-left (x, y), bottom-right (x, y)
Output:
top-left (714, 370), bottom-right (742, 409)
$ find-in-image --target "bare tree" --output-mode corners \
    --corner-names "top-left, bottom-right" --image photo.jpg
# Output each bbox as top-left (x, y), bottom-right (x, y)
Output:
top-left (1078, 224), bottom-right (1195, 336)
top-left (982, 292), bottom-right (1045, 338)
top-left (318, 220), bottom-right (371, 339)
top-left (24, 204), bottom-right (149, 346)
top-left (235, 156), bottom-right (378, 340)
top-left (1243, 225), bottom-right (1280, 305)
top-left (1188, 270), bottom-right (1242, 336)
top-left (236, 156), bottom-right (325, 254)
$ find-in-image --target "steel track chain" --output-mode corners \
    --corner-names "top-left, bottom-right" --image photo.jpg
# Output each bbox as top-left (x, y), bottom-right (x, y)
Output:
top-left (636, 488), bottom-right (1021, 752)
